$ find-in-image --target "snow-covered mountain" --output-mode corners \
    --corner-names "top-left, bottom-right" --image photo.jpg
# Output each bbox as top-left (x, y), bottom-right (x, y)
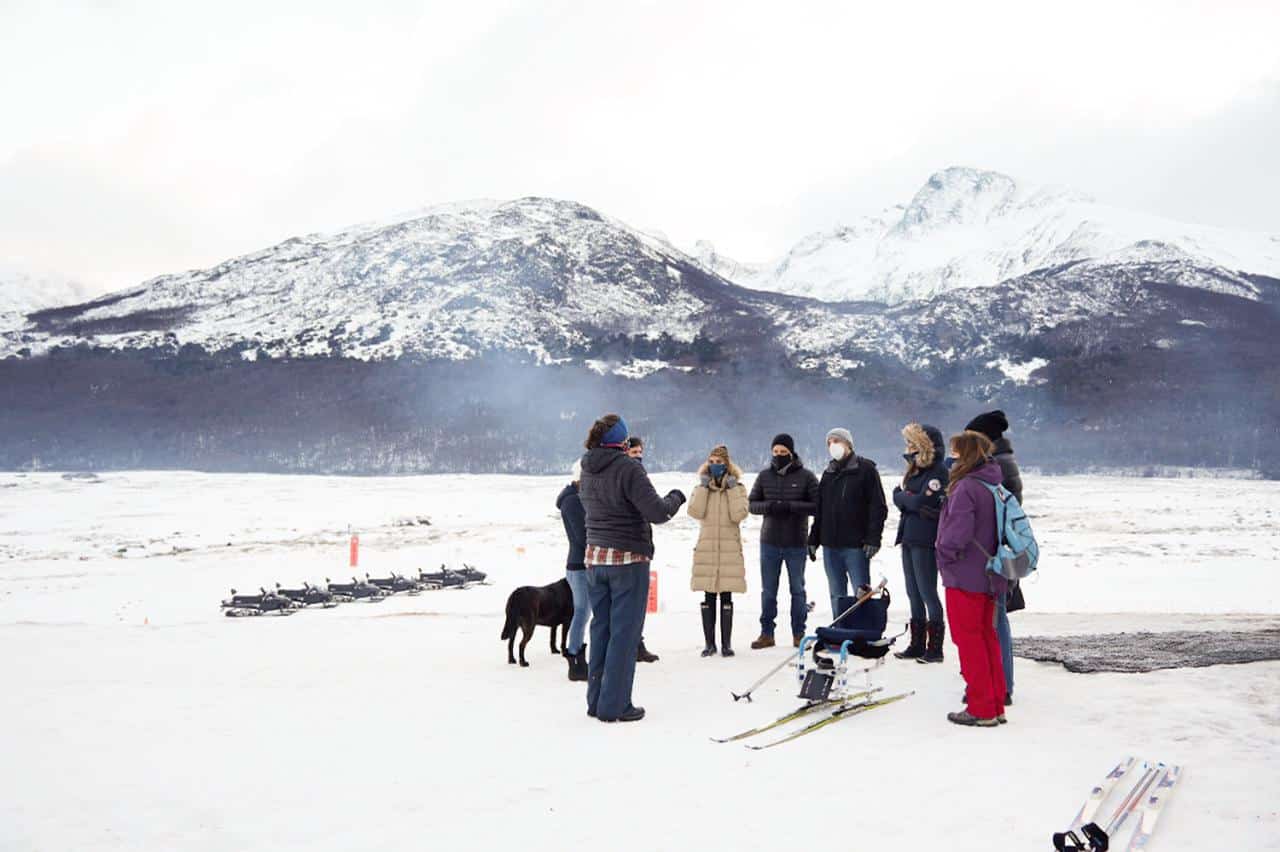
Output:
top-left (0, 263), bottom-right (91, 315)
top-left (691, 240), bottom-right (767, 285)
top-left (4, 198), bottom-right (778, 370)
top-left (2, 186), bottom-right (1278, 476)
top-left (740, 167), bottom-right (1280, 304)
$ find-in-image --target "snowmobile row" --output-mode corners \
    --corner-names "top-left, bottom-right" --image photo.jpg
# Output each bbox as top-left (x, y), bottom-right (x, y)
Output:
top-left (219, 566), bottom-right (488, 617)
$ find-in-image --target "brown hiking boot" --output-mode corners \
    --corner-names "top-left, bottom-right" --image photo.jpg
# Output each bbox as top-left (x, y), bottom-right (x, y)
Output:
top-left (793, 634), bottom-right (804, 647)
top-left (750, 634), bottom-right (775, 650)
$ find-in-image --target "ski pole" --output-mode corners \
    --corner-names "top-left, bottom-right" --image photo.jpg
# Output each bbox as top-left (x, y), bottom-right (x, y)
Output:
top-left (731, 577), bottom-right (886, 702)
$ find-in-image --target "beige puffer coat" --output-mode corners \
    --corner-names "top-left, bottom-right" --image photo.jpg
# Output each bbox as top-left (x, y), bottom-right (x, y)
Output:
top-left (687, 461), bottom-right (749, 594)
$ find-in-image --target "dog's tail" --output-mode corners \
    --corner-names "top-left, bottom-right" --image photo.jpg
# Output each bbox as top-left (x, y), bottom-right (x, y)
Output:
top-left (500, 595), bottom-right (517, 640)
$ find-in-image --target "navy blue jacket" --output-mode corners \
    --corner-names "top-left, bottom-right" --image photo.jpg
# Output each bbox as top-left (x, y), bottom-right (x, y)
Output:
top-left (578, 447), bottom-right (682, 558)
top-left (556, 483), bottom-right (586, 569)
top-left (893, 426), bottom-right (949, 549)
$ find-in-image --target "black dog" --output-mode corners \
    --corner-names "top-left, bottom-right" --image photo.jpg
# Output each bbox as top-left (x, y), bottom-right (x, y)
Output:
top-left (501, 578), bottom-right (574, 667)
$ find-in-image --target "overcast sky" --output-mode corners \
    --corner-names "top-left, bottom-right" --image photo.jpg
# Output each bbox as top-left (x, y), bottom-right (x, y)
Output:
top-left (2, 0), bottom-right (1279, 295)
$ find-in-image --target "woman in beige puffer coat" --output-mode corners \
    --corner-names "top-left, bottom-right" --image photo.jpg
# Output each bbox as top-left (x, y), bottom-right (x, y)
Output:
top-left (688, 444), bottom-right (749, 657)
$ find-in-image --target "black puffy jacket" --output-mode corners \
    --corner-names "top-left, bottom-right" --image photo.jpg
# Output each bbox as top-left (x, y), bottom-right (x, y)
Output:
top-left (556, 483), bottom-right (586, 569)
top-left (808, 454), bottom-right (888, 550)
top-left (748, 457), bottom-right (819, 548)
top-left (893, 426), bottom-right (949, 548)
top-left (578, 447), bottom-right (682, 558)
top-left (992, 437), bottom-right (1023, 505)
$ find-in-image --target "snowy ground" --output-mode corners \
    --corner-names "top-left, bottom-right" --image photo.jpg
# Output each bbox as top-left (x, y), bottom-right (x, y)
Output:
top-left (2, 471), bottom-right (1278, 851)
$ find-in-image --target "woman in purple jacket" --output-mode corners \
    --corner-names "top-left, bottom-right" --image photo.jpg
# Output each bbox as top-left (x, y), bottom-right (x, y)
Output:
top-left (935, 431), bottom-right (1009, 727)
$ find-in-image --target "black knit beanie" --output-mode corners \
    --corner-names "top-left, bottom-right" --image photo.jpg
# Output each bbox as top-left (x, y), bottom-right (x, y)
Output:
top-left (770, 433), bottom-right (795, 454)
top-left (965, 410), bottom-right (1010, 441)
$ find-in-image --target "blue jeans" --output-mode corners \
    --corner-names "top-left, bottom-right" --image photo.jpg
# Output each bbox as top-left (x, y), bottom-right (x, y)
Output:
top-left (901, 546), bottom-right (943, 623)
top-left (565, 569), bottom-right (591, 655)
top-left (586, 562), bottom-right (649, 719)
top-left (995, 591), bottom-right (1014, 697)
top-left (822, 547), bottom-right (870, 619)
top-left (760, 544), bottom-right (807, 637)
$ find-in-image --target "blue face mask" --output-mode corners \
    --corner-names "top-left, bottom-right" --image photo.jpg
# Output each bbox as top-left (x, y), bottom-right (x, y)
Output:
top-left (944, 457), bottom-right (956, 470)
top-left (709, 463), bottom-right (727, 479)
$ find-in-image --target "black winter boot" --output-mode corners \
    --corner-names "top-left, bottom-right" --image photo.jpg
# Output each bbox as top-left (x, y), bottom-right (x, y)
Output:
top-left (636, 638), bottom-right (659, 663)
top-left (894, 619), bottom-right (926, 660)
top-left (919, 621), bottom-right (945, 664)
top-left (720, 598), bottom-right (735, 657)
top-left (700, 600), bottom-right (717, 657)
top-left (567, 645), bottom-right (588, 682)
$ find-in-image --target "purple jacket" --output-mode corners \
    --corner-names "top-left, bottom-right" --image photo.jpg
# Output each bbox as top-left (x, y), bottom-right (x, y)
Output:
top-left (935, 461), bottom-right (1008, 599)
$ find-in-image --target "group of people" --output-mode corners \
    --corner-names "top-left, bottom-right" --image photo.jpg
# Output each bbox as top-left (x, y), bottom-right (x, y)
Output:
top-left (555, 410), bottom-right (1024, 727)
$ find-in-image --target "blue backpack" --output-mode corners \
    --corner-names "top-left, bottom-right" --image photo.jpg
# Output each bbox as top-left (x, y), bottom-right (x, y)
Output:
top-left (974, 482), bottom-right (1040, 580)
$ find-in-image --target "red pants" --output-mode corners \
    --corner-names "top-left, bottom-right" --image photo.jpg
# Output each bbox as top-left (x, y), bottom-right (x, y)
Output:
top-left (945, 587), bottom-right (1007, 720)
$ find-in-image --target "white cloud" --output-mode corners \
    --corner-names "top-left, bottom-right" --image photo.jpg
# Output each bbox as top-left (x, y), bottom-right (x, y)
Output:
top-left (1, 0), bottom-right (1278, 295)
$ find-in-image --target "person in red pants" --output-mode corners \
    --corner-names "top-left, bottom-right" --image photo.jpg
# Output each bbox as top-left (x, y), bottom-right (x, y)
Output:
top-left (935, 430), bottom-right (1009, 727)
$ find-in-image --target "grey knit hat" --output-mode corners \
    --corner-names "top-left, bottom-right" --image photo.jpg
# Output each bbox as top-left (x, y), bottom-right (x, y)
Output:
top-left (826, 427), bottom-right (854, 449)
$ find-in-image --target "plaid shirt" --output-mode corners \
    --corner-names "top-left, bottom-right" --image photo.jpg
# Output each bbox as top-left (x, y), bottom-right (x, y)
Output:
top-left (584, 544), bottom-right (650, 566)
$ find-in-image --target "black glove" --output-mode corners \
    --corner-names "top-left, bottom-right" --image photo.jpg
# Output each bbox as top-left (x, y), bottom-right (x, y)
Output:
top-left (807, 544), bottom-right (818, 562)
top-left (667, 489), bottom-right (687, 507)
top-left (769, 500), bottom-right (788, 516)
top-left (863, 544), bottom-right (880, 560)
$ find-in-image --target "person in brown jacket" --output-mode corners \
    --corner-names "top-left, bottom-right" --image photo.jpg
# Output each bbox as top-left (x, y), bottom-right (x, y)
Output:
top-left (688, 444), bottom-right (749, 657)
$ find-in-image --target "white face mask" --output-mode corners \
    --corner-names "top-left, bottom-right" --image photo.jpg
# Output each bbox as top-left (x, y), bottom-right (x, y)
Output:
top-left (828, 442), bottom-right (848, 461)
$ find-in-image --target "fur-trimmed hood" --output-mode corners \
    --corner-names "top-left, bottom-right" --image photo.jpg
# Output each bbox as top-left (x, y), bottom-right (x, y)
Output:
top-left (902, 423), bottom-right (945, 470)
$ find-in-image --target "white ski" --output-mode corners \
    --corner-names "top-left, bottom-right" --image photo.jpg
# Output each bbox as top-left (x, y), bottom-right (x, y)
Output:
top-left (1068, 756), bottom-right (1137, 833)
top-left (1127, 765), bottom-right (1183, 851)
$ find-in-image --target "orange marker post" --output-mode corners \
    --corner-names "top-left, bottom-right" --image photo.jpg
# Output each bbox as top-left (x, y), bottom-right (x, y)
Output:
top-left (647, 570), bottom-right (659, 614)
top-left (349, 533), bottom-right (359, 568)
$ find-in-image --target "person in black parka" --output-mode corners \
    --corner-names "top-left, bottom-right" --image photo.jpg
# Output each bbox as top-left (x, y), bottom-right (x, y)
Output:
top-left (747, 433), bottom-right (819, 648)
top-left (807, 427), bottom-right (888, 620)
top-left (891, 423), bottom-right (949, 662)
top-left (578, 414), bottom-right (686, 723)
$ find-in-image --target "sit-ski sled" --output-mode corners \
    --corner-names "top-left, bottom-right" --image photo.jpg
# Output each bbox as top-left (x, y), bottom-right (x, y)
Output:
top-left (717, 581), bottom-right (913, 748)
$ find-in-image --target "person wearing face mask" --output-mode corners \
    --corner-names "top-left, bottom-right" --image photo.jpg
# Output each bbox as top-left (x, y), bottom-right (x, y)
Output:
top-left (807, 427), bottom-right (887, 620)
top-left (747, 433), bottom-right (819, 649)
top-left (688, 445), bottom-right (749, 657)
top-left (624, 435), bottom-right (659, 664)
top-left (892, 424), bottom-right (949, 663)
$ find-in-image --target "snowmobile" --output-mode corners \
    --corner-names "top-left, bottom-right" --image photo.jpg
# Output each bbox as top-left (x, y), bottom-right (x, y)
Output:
top-left (275, 582), bottom-right (339, 608)
top-left (418, 563), bottom-right (488, 589)
top-left (325, 576), bottom-right (387, 602)
top-left (221, 587), bottom-right (297, 617)
top-left (365, 572), bottom-right (424, 595)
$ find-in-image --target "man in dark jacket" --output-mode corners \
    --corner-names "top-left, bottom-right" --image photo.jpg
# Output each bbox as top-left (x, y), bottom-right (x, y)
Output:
top-left (807, 427), bottom-right (888, 619)
top-left (578, 414), bottom-right (685, 723)
top-left (747, 433), bottom-right (819, 649)
top-left (965, 409), bottom-right (1023, 703)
